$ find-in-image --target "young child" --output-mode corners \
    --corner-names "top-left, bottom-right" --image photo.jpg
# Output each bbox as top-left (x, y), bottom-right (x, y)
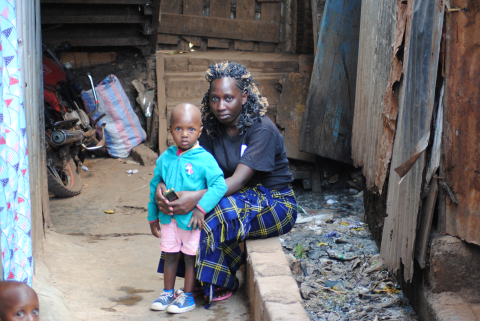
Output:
top-left (0, 281), bottom-right (40, 321)
top-left (148, 103), bottom-right (227, 314)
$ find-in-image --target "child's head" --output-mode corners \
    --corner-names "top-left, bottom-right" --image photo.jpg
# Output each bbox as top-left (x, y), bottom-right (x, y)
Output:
top-left (170, 103), bottom-right (203, 151)
top-left (0, 281), bottom-right (39, 321)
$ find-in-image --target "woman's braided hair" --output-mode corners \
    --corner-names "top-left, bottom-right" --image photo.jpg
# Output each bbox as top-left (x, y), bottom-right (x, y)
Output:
top-left (201, 61), bottom-right (268, 137)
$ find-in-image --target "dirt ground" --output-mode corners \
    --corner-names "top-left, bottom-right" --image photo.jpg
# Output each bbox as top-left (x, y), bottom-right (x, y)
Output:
top-left (41, 156), bottom-right (250, 321)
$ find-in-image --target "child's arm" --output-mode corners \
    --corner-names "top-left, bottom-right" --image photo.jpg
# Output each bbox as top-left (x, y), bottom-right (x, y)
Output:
top-left (196, 158), bottom-right (229, 215)
top-left (150, 221), bottom-right (161, 238)
top-left (188, 208), bottom-right (205, 230)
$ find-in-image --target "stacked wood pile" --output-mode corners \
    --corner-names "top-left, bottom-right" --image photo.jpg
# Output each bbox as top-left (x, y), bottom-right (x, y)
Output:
top-left (40, 0), bottom-right (160, 55)
top-left (157, 0), bottom-right (296, 53)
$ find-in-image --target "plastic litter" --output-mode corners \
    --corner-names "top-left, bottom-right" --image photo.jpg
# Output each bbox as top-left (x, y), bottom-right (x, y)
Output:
top-left (126, 169), bottom-right (140, 174)
top-left (326, 199), bottom-right (337, 205)
top-left (81, 166), bottom-right (90, 171)
top-left (104, 209), bottom-right (115, 214)
top-left (326, 231), bottom-right (340, 238)
top-left (295, 213), bottom-right (334, 224)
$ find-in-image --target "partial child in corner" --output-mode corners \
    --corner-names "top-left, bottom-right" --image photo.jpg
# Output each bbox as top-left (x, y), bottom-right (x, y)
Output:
top-left (147, 103), bottom-right (227, 314)
top-left (0, 281), bottom-right (40, 321)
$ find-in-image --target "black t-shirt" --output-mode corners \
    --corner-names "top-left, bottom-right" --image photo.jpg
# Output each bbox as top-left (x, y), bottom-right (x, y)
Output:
top-left (198, 116), bottom-right (293, 190)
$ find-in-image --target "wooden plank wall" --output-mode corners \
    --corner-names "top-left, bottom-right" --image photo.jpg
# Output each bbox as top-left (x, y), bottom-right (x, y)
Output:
top-left (299, 0), bottom-right (361, 164)
top-left (351, 0), bottom-right (396, 192)
top-left (380, 0), bottom-right (444, 281)
top-left (158, 0), bottom-right (287, 53)
top-left (444, 0), bottom-right (480, 245)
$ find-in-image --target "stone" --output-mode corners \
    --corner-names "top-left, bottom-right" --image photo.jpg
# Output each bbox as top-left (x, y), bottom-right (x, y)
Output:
top-left (300, 283), bottom-right (314, 299)
top-left (130, 144), bottom-right (158, 166)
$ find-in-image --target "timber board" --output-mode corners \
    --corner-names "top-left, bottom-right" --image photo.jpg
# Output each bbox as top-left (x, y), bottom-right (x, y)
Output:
top-left (351, 0), bottom-right (396, 191)
top-left (380, 0), bottom-right (444, 282)
top-left (444, 0), bottom-right (480, 245)
top-left (158, 13), bottom-right (280, 43)
top-left (299, 0), bottom-right (361, 164)
top-left (236, 0), bottom-right (256, 20)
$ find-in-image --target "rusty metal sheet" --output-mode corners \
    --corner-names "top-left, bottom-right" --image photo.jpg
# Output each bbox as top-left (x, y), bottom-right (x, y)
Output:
top-left (299, 0), bottom-right (362, 164)
top-left (444, 0), bottom-right (480, 245)
top-left (352, 0), bottom-right (399, 192)
top-left (380, 0), bottom-right (444, 282)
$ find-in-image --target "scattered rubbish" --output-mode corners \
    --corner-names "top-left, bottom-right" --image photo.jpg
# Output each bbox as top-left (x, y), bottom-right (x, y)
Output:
top-left (134, 184), bottom-right (148, 191)
top-left (125, 160), bottom-right (140, 165)
top-left (326, 231), bottom-right (339, 238)
top-left (81, 166), bottom-right (90, 171)
top-left (282, 186), bottom-right (417, 321)
top-left (126, 169), bottom-right (140, 174)
top-left (326, 250), bottom-right (357, 261)
top-left (298, 205), bottom-right (308, 216)
top-left (324, 279), bottom-right (344, 289)
top-left (296, 213), bottom-right (334, 224)
top-left (328, 174), bottom-right (339, 184)
top-left (326, 199), bottom-right (337, 205)
top-left (104, 209), bottom-right (115, 214)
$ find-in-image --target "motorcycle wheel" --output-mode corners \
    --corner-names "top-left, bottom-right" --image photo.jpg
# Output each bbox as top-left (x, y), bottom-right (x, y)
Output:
top-left (47, 158), bottom-right (82, 198)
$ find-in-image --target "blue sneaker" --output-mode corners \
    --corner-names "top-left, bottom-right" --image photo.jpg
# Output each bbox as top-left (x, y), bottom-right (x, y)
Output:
top-left (166, 292), bottom-right (196, 314)
top-left (150, 289), bottom-right (175, 311)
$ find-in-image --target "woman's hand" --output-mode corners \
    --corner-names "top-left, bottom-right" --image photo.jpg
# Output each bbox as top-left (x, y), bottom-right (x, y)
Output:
top-left (150, 221), bottom-right (161, 238)
top-left (188, 208), bottom-right (205, 230)
top-left (155, 182), bottom-right (173, 215)
top-left (167, 190), bottom-right (206, 215)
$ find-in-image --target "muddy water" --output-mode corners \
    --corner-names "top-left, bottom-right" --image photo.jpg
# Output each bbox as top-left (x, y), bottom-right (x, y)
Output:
top-left (109, 286), bottom-right (155, 306)
top-left (286, 186), bottom-right (418, 321)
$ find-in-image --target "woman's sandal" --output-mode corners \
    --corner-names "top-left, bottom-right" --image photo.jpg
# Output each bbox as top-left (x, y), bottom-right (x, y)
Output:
top-left (212, 287), bottom-right (233, 301)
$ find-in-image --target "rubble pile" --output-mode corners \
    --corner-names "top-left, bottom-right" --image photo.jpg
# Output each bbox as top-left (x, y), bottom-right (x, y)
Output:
top-left (284, 187), bottom-right (418, 321)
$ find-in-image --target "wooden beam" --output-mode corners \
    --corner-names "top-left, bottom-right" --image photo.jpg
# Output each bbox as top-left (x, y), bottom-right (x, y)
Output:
top-left (210, 0), bottom-right (231, 18)
top-left (41, 15), bottom-right (149, 24)
top-left (41, 0), bottom-right (151, 3)
top-left (159, 13), bottom-right (280, 43)
top-left (160, 0), bottom-right (181, 13)
top-left (183, 0), bottom-right (203, 15)
top-left (43, 36), bottom-right (149, 46)
top-left (156, 52), bottom-right (168, 153)
top-left (261, 2), bottom-right (281, 23)
top-left (236, 0), bottom-right (255, 20)
top-left (415, 179), bottom-right (438, 269)
top-left (149, 0), bottom-right (160, 53)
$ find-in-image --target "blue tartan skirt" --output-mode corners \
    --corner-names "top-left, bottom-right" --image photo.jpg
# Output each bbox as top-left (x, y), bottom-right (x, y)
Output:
top-left (157, 184), bottom-right (297, 304)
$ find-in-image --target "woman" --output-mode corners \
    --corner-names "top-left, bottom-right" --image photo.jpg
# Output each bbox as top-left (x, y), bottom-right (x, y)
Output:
top-left (155, 61), bottom-right (297, 305)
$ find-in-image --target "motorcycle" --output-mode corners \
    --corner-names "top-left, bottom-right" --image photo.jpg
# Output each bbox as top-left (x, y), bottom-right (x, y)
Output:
top-left (43, 45), bottom-right (107, 197)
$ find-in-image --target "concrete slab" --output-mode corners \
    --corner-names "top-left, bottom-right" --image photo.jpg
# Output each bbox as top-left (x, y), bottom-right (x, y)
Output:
top-left (42, 157), bottom-right (250, 321)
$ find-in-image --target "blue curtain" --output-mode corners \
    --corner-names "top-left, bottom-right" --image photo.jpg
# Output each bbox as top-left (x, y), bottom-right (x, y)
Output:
top-left (0, 0), bottom-right (33, 286)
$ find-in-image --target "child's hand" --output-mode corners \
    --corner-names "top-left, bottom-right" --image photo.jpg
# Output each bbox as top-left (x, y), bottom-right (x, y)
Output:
top-left (188, 208), bottom-right (204, 230)
top-left (150, 221), bottom-right (161, 238)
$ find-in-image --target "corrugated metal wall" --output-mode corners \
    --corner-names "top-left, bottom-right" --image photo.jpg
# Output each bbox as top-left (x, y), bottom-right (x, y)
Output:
top-left (16, 0), bottom-right (48, 262)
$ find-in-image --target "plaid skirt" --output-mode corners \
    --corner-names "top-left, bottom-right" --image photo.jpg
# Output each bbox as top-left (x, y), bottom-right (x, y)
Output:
top-left (157, 184), bottom-right (297, 304)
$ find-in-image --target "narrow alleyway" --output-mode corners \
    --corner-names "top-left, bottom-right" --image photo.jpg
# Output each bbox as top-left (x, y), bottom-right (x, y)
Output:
top-left (42, 157), bottom-right (249, 321)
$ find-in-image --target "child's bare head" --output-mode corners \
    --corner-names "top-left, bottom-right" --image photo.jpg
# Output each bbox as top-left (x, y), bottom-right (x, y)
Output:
top-left (0, 281), bottom-right (39, 321)
top-left (169, 103), bottom-right (203, 151)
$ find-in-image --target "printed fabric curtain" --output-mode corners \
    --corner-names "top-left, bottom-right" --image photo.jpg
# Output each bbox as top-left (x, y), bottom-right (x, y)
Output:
top-left (0, 0), bottom-right (33, 286)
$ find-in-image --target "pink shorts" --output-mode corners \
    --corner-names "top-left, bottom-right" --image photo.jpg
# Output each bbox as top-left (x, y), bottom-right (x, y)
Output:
top-left (159, 220), bottom-right (201, 256)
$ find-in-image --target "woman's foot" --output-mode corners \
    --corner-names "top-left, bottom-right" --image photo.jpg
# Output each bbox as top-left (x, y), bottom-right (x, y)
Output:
top-left (204, 286), bottom-right (233, 301)
top-left (212, 287), bottom-right (233, 301)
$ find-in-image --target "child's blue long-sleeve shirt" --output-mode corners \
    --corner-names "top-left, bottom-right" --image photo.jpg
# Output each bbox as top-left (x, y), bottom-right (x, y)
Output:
top-left (148, 143), bottom-right (227, 231)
